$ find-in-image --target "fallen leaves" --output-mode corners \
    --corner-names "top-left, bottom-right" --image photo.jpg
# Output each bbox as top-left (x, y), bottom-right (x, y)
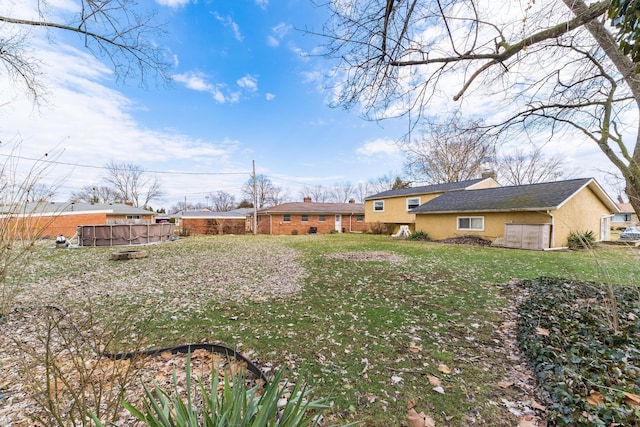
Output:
top-left (407, 401), bottom-right (436, 427)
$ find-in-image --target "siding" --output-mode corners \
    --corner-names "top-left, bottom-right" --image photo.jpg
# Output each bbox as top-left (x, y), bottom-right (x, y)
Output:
top-left (257, 213), bottom-right (368, 235)
top-left (182, 218), bottom-right (246, 235)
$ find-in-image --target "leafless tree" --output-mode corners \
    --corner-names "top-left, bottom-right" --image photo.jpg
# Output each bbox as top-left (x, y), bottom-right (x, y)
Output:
top-left (103, 161), bottom-right (161, 209)
top-left (209, 190), bottom-right (236, 212)
top-left (498, 145), bottom-right (567, 186)
top-left (403, 118), bottom-right (495, 184)
top-left (366, 172), bottom-right (406, 194)
top-left (331, 181), bottom-right (356, 203)
top-left (321, 0), bottom-right (640, 215)
top-left (0, 0), bottom-right (171, 105)
top-left (242, 174), bottom-right (284, 208)
top-left (299, 185), bottom-right (331, 203)
top-left (69, 185), bottom-right (118, 204)
top-left (353, 183), bottom-right (370, 203)
top-left (0, 140), bottom-right (64, 317)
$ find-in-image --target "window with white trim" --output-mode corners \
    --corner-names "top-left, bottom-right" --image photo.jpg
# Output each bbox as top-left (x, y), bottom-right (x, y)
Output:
top-left (319, 215), bottom-right (326, 222)
top-left (126, 215), bottom-right (141, 220)
top-left (301, 214), bottom-right (309, 222)
top-left (373, 200), bottom-right (384, 212)
top-left (406, 197), bottom-right (420, 210)
top-left (457, 216), bottom-right (484, 231)
top-left (283, 214), bottom-right (291, 222)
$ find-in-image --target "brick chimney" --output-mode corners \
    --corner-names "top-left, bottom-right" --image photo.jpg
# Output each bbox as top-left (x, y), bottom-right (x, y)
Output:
top-left (481, 170), bottom-right (497, 180)
top-left (124, 201), bottom-right (133, 206)
top-left (303, 197), bottom-right (312, 203)
top-left (348, 199), bottom-right (355, 204)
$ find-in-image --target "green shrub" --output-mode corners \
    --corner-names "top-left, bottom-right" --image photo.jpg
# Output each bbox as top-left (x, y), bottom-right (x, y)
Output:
top-left (329, 229), bottom-right (339, 234)
top-left (408, 231), bottom-right (430, 241)
top-left (567, 230), bottom-right (596, 249)
top-left (92, 354), bottom-right (356, 427)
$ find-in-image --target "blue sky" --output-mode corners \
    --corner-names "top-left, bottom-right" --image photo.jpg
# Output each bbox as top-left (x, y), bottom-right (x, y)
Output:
top-left (0, 0), bottom-right (619, 210)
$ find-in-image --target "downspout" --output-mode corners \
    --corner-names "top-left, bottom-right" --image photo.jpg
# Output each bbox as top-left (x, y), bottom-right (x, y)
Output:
top-left (546, 210), bottom-right (555, 248)
top-left (269, 213), bottom-right (273, 235)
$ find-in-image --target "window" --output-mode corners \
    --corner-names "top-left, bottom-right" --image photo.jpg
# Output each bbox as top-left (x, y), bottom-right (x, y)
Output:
top-left (457, 216), bottom-right (484, 231)
top-left (356, 215), bottom-right (364, 222)
top-left (126, 215), bottom-right (141, 220)
top-left (283, 214), bottom-right (291, 222)
top-left (319, 215), bottom-right (326, 222)
top-left (406, 197), bottom-right (421, 210)
top-left (301, 214), bottom-right (309, 222)
top-left (373, 200), bottom-right (384, 212)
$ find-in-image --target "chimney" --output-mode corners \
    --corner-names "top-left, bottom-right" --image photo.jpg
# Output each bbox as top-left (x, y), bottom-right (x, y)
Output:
top-left (124, 201), bottom-right (133, 206)
top-left (303, 197), bottom-right (312, 203)
top-left (348, 199), bottom-right (355, 204)
top-left (481, 170), bottom-right (497, 180)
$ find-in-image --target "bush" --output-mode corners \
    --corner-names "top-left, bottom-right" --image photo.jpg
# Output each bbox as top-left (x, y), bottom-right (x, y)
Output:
top-left (408, 231), bottom-right (430, 241)
top-left (567, 230), bottom-right (596, 249)
top-left (368, 222), bottom-right (390, 235)
top-left (93, 354), bottom-right (356, 427)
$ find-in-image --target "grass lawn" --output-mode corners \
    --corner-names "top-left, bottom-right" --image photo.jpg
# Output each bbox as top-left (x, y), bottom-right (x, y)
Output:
top-left (2, 234), bottom-right (639, 426)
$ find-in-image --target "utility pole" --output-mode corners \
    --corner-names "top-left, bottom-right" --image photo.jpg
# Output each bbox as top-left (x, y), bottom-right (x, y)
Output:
top-left (252, 160), bottom-right (257, 235)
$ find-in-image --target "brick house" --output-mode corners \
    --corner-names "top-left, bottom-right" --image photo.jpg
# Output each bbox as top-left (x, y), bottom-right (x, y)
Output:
top-left (3, 201), bottom-right (155, 238)
top-left (251, 198), bottom-right (367, 235)
top-left (180, 209), bottom-right (252, 235)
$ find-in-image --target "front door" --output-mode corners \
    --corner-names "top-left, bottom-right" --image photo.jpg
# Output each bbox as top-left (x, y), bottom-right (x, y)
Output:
top-left (335, 215), bottom-right (342, 232)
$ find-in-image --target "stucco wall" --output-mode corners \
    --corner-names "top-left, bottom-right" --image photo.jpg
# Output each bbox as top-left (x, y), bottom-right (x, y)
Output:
top-left (256, 213), bottom-right (368, 234)
top-left (415, 211), bottom-right (551, 242)
top-left (552, 186), bottom-right (611, 245)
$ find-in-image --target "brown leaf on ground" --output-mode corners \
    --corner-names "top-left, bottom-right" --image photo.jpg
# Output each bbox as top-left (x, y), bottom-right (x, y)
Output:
top-left (535, 327), bottom-right (550, 336)
top-left (427, 375), bottom-right (441, 386)
top-left (407, 408), bottom-right (436, 427)
top-left (437, 364), bottom-right (451, 374)
top-left (586, 390), bottom-right (604, 406)
top-left (530, 400), bottom-right (547, 411)
top-left (517, 414), bottom-right (540, 427)
top-left (498, 380), bottom-right (514, 388)
top-left (623, 392), bottom-right (640, 409)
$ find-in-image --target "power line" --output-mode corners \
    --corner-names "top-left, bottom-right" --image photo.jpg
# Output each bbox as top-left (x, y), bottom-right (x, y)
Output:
top-left (0, 153), bottom-right (251, 176)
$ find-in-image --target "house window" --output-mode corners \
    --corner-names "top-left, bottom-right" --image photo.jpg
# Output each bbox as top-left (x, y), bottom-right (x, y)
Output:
top-left (126, 215), bottom-right (141, 220)
top-left (356, 215), bottom-right (364, 222)
top-left (373, 200), bottom-right (384, 212)
top-left (283, 214), bottom-right (291, 222)
top-left (457, 216), bottom-right (484, 231)
top-left (301, 215), bottom-right (309, 222)
top-left (319, 215), bottom-right (326, 222)
top-left (407, 197), bottom-right (421, 210)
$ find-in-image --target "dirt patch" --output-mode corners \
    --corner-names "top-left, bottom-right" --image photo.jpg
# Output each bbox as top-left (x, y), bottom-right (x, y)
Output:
top-left (326, 251), bottom-right (408, 263)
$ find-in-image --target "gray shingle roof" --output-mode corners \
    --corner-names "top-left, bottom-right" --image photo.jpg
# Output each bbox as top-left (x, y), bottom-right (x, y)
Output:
top-left (410, 178), bottom-right (598, 213)
top-left (258, 202), bottom-right (364, 215)
top-left (364, 178), bottom-right (490, 200)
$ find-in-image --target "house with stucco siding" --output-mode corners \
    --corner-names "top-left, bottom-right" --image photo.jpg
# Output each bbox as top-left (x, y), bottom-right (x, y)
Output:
top-left (410, 178), bottom-right (618, 249)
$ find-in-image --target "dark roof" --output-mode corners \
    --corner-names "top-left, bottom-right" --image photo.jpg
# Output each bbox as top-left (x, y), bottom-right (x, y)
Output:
top-left (410, 178), bottom-right (610, 213)
top-left (182, 208), bottom-right (252, 218)
top-left (7, 202), bottom-right (154, 216)
top-left (364, 178), bottom-right (491, 200)
top-left (258, 202), bottom-right (364, 215)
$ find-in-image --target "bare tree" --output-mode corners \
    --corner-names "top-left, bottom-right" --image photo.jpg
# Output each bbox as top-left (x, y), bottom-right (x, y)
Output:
top-left (0, 0), bottom-right (171, 105)
top-left (403, 118), bottom-right (495, 184)
top-left (209, 191), bottom-right (236, 212)
top-left (321, 0), bottom-right (640, 215)
top-left (69, 185), bottom-right (118, 204)
top-left (0, 140), bottom-right (63, 317)
top-left (242, 174), bottom-right (283, 208)
top-left (299, 185), bottom-right (331, 203)
top-left (498, 145), bottom-right (567, 186)
top-left (367, 172), bottom-right (405, 194)
top-left (353, 183), bottom-right (370, 203)
top-left (331, 181), bottom-right (356, 203)
top-left (103, 161), bottom-right (161, 208)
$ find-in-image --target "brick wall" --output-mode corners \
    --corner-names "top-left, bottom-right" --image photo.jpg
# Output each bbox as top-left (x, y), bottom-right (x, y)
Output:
top-left (256, 213), bottom-right (369, 235)
top-left (10, 213), bottom-right (108, 238)
top-left (182, 218), bottom-right (247, 235)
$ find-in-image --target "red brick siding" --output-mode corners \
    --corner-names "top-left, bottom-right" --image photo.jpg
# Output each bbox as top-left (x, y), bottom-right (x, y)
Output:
top-left (9, 213), bottom-right (108, 238)
top-left (182, 218), bottom-right (247, 235)
top-left (256, 213), bottom-right (369, 235)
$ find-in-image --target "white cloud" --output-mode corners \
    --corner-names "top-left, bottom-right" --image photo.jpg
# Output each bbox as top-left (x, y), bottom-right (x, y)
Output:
top-left (155, 0), bottom-right (190, 7)
top-left (255, 0), bottom-right (268, 10)
top-left (266, 93), bottom-right (275, 101)
top-left (173, 71), bottom-right (214, 92)
top-left (356, 139), bottom-right (401, 157)
top-left (212, 11), bottom-right (243, 42)
top-left (266, 35), bottom-right (279, 47)
top-left (237, 75), bottom-right (258, 92)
